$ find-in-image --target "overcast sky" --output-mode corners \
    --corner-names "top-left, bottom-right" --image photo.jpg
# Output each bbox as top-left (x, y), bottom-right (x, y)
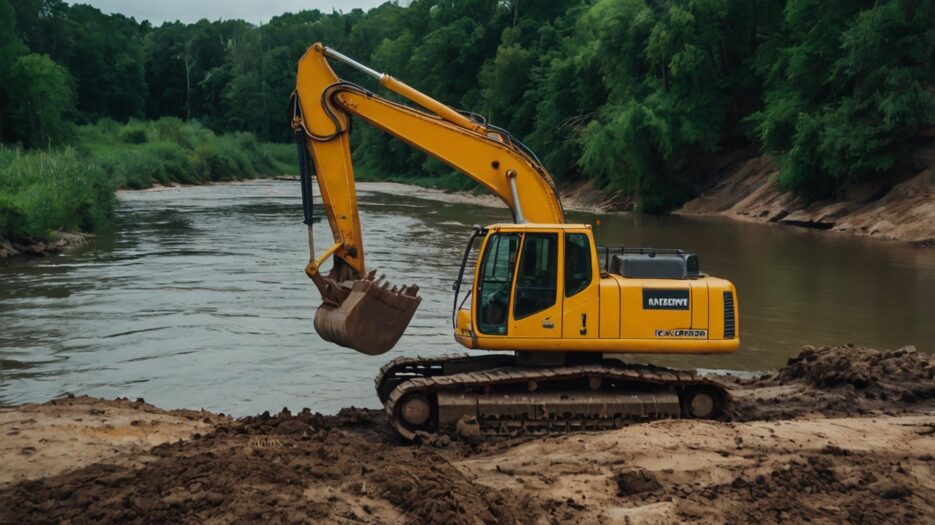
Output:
top-left (74, 1), bottom-right (393, 25)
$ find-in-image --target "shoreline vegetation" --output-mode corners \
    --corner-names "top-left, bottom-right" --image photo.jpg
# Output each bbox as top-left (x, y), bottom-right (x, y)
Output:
top-left (4, 152), bottom-right (931, 260)
top-left (0, 118), bottom-right (295, 257)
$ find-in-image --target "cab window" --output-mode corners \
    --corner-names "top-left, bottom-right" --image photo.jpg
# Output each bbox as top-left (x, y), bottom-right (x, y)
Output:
top-left (565, 233), bottom-right (592, 297)
top-left (514, 233), bottom-right (558, 319)
top-left (476, 233), bottom-right (519, 335)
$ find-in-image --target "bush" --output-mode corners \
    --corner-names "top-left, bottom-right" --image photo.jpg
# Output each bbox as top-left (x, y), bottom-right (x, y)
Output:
top-left (152, 117), bottom-right (196, 149)
top-left (118, 125), bottom-right (148, 144)
top-left (0, 147), bottom-right (116, 240)
top-left (0, 193), bottom-right (28, 242)
top-left (261, 142), bottom-right (297, 174)
top-left (83, 119), bottom-right (284, 188)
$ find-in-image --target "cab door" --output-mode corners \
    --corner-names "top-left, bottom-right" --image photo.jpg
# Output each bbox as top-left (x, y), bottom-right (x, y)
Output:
top-left (562, 232), bottom-right (599, 339)
top-left (473, 232), bottom-right (521, 336)
top-left (509, 232), bottom-right (562, 338)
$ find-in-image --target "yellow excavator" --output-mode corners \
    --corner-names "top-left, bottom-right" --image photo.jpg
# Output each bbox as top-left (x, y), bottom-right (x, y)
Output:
top-left (291, 43), bottom-right (739, 439)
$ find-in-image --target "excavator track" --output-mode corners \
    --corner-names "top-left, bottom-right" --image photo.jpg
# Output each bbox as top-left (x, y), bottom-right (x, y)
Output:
top-left (374, 353), bottom-right (514, 404)
top-left (377, 355), bottom-right (733, 440)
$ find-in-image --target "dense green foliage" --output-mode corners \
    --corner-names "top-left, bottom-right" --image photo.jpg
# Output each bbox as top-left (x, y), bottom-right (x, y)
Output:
top-left (0, 0), bottom-right (932, 239)
top-left (6, 53), bottom-right (75, 148)
top-left (751, 0), bottom-right (935, 199)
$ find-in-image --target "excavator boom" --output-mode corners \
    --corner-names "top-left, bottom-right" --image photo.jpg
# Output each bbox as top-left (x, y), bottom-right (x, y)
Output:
top-left (293, 43), bottom-right (563, 355)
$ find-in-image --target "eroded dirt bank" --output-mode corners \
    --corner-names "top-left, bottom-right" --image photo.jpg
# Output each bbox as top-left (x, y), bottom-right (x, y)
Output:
top-left (0, 344), bottom-right (932, 524)
top-left (676, 143), bottom-right (935, 246)
top-left (0, 232), bottom-right (94, 258)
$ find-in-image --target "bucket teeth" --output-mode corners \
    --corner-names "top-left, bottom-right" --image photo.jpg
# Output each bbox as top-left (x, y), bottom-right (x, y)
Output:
top-left (314, 268), bottom-right (422, 356)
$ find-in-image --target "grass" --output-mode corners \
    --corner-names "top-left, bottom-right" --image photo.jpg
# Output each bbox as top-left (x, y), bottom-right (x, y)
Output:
top-left (0, 147), bottom-right (115, 241)
top-left (0, 118), bottom-right (296, 244)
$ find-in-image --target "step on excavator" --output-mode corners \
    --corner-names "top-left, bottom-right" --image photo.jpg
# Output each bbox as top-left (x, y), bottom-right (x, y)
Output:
top-left (291, 43), bottom-right (740, 440)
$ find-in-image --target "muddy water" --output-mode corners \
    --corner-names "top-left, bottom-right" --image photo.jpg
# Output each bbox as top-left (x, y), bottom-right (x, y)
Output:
top-left (1, 180), bottom-right (932, 414)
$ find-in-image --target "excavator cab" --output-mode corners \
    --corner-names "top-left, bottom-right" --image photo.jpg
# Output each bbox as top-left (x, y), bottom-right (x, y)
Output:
top-left (452, 224), bottom-right (739, 355)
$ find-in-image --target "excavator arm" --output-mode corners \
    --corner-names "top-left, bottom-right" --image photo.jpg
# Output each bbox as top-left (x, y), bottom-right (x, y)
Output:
top-left (292, 43), bottom-right (564, 356)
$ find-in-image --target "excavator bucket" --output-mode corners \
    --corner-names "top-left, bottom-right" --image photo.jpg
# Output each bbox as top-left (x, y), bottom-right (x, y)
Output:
top-left (313, 275), bottom-right (421, 356)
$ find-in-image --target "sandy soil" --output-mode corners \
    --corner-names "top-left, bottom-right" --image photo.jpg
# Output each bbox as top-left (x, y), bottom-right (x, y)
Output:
top-left (0, 397), bottom-right (226, 486)
top-left (0, 345), bottom-right (932, 524)
top-left (676, 142), bottom-right (935, 246)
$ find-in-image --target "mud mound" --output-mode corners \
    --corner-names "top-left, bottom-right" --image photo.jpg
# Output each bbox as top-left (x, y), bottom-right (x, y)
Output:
top-left (615, 469), bottom-right (662, 496)
top-left (225, 406), bottom-right (389, 440)
top-left (730, 344), bottom-right (935, 421)
top-left (614, 451), bottom-right (932, 524)
top-left (0, 408), bottom-right (537, 525)
top-left (705, 451), bottom-right (929, 524)
top-left (42, 394), bottom-right (231, 424)
top-left (780, 345), bottom-right (934, 401)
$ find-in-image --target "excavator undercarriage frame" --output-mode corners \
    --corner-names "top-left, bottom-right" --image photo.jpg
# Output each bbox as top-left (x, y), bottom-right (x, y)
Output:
top-left (375, 353), bottom-right (732, 440)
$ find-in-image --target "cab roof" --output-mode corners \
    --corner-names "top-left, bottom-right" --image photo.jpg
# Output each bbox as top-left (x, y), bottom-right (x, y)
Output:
top-left (485, 223), bottom-right (591, 231)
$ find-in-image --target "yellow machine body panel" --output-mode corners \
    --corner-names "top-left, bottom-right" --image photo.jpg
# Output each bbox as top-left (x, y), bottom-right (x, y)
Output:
top-left (454, 224), bottom-right (739, 355)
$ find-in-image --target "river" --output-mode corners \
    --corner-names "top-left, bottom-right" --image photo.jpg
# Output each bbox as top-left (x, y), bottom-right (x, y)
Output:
top-left (1, 180), bottom-right (933, 414)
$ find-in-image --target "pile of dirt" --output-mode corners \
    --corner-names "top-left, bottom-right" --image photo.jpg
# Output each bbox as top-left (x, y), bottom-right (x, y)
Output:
top-left (779, 344), bottom-right (934, 402)
top-left (454, 415), bottom-right (934, 525)
top-left (663, 446), bottom-right (931, 524)
top-left (729, 344), bottom-right (935, 421)
top-left (0, 395), bottom-right (224, 486)
top-left (0, 406), bottom-right (537, 525)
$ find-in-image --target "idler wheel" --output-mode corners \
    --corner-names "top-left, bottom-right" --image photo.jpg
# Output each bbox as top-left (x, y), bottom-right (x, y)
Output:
top-left (683, 389), bottom-right (716, 419)
top-left (399, 393), bottom-right (432, 427)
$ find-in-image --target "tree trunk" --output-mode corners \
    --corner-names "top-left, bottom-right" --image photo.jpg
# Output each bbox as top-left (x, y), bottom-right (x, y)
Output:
top-left (183, 42), bottom-right (193, 121)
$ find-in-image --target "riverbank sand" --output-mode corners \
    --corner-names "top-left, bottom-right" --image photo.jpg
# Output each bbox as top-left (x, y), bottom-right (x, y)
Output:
top-left (0, 344), bottom-right (932, 524)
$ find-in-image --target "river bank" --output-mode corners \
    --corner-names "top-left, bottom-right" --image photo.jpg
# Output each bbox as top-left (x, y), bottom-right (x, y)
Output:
top-left (5, 145), bottom-right (930, 261)
top-left (344, 154), bottom-right (935, 247)
top-left (0, 231), bottom-right (95, 258)
top-left (363, 136), bottom-right (935, 247)
top-left (676, 144), bottom-right (935, 247)
top-left (0, 119), bottom-right (296, 260)
top-left (1, 345), bottom-right (932, 524)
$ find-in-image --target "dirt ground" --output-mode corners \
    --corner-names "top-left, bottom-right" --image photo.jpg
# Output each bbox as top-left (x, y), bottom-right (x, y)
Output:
top-left (0, 344), bottom-right (932, 524)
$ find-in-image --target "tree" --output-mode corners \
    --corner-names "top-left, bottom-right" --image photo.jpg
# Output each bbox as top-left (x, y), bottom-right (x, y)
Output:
top-left (7, 53), bottom-right (74, 147)
top-left (751, 0), bottom-right (935, 200)
top-left (66, 5), bottom-right (146, 121)
top-left (0, 0), bottom-right (27, 141)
